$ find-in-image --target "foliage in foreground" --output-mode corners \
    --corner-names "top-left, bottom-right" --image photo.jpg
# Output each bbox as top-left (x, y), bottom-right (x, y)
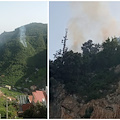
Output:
top-left (23, 103), bottom-right (47, 118)
top-left (0, 96), bottom-right (17, 118)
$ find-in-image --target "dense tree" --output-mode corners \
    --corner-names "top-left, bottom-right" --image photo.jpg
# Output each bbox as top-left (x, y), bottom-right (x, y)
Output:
top-left (50, 37), bottom-right (120, 102)
top-left (81, 40), bottom-right (101, 55)
top-left (23, 103), bottom-right (47, 118)
top-left (0, 23), bottom-right (47, 88)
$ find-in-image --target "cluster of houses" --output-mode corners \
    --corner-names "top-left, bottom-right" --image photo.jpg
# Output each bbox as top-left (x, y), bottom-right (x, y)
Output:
top-left (2, 84), bottom-right (47, 116)
top-left (17, 87), bottom-right (47, 116)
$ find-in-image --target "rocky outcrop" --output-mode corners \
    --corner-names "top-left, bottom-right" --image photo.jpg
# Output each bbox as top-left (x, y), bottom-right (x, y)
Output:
top-left (49, 83), bottom-right (66, 118)
top-left (79, 98), bottom-right (120, 118)
top-left (50, 81), bottom-right (120, 119)
top-left (114, 64), bottom-right (120, 74)
top-left (61, 96), bottom-right (80, 118)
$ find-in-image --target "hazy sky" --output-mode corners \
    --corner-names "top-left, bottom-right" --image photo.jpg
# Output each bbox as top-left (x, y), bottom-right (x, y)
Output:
top-left (0, 1), bottom-right (48, 34)
top-left (49, 1), bottom-right (120, 60)
top-left (49, 2), bottom-right (70, 60)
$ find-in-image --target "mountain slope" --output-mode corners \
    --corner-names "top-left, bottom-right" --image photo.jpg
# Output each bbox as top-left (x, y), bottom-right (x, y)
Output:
top-left (50, 38), bottom-right (120, 118)
top-left (0, 23), bottom-right (47, 89)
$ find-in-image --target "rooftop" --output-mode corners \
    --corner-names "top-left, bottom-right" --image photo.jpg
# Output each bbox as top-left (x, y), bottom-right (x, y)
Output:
top-left (32, 90), bottom-right (46, 103)
top-left (18, 95), bottom-right (29, 105)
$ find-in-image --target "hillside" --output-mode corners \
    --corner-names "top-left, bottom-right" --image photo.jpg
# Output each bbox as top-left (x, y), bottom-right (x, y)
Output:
top-left (0, 23), bottom-right (47, 90)
top-left (50, 37), bottom-right (120, 118)
top-left (0, 88), bottom-right (24, 118)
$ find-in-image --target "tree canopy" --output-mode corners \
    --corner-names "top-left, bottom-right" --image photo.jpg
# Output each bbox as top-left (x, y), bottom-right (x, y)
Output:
top-left (50, 37), bottom-right (120, 102)
top-left (23, 103), bottom-right (47, 118)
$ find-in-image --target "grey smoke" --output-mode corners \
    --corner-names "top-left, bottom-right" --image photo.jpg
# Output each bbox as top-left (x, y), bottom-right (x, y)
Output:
top-left (68, 2), bottom-right (120, 52)
top-left (19, 26), bottom-right (27, 47)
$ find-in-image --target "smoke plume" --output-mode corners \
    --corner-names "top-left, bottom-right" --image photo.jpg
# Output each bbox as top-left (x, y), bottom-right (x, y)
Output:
top-left (68, 2), bottom-right (120, 52)
top-left (19, 26), bottom-right (27, 47)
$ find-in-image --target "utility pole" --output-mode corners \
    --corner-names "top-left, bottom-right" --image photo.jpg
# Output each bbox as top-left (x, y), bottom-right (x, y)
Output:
top-left (6, 98), bottom-right (8, 119)
top-left (61, 29), bottom-right (68, 55)
top-left (0, 113), bottom-right (1, 119)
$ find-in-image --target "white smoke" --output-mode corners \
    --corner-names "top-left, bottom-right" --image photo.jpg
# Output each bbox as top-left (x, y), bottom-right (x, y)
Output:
top-left (19, 26), bottom-right (27, 47)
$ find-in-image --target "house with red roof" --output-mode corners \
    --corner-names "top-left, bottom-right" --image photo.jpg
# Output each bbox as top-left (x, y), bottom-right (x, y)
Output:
top-left (22, 103), bottom-right (33, 112)
top-left (18, 90), bottom-right (47, 116)
top-left (28, 90), bottom-right (47, 106)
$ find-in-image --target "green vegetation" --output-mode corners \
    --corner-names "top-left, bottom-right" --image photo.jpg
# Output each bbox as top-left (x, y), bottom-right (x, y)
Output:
top-left (0, 97), bottom-right (6, 118)
top-left (0, 23), bottom-right (47, 89)
top-left (0, 96), bottom-right (17, 118)
top-left (23, 103), bottom-right (47, 118)
top-left (0, 88), bottom-right (23, 98)
top-left (0, 22), bottom-right (47, 118)
top-left (18, 68), bottom-right (47, 88)
top-left (50, 37), bottom-right (120, 102)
